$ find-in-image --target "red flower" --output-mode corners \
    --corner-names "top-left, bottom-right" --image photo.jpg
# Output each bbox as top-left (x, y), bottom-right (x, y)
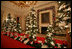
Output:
top-left (20, 33), bottom-right (25, 36)
top-left (26, 36), bottom-right (29, 38)
top-left (14, 36), bottom-right (17, 38)
top-left (1, 31), bottom-right (5, 34)
top-left (34, 41), bottom-right (37, 43)
top-left (6, 32), bottom-right (10, 36)
top-left (57, 47), bottom-right (60, 48)
top-left (30, 41), bottom-right (33, 44)
top-left (26, 34), bottom-right (29, 38)
top-left (9, 32), bottom-right (11, 35)
top-left (12, 33), bottom-right (14, 35)
top-left (20, 37), bottom-right (22, 40)
top-left (14, 32), bottom-right (17, 34)
top-left (34, 41), bottom-right (40, 44)
top-left (18, 34), bottom-right (20, 37)
top-left (29, 39), bottom-right (31, 40)
top-left (6, 32), bottom-right (7, 34)
top-left (27, 34), bottom-right (29, 37)
top-left (1, 31), bottom-right (3, 33)
top-left (63, 40), bottom-right (68, 45)
top-left (54, 46), bottom-right (58, 48)
top-left (54, 39), bottom-right (63, 45)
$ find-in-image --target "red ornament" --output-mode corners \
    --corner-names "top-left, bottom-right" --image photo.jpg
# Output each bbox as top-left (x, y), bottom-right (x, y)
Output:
top-left (11, 33), bottom-right (14, 35)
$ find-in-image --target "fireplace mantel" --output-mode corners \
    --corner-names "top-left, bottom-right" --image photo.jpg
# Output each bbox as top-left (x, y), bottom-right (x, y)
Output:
top-left (39, 10), bottom-right (53, 33)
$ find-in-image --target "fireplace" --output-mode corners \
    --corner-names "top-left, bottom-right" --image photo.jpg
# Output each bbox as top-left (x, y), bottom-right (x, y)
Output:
top-left (39, 10), bottom-right (53, 33)
top-left (41, 27), bottom-right (47, 34)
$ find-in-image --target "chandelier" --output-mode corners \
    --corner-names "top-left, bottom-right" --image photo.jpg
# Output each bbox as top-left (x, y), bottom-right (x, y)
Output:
top-left (10, 1), bottom-right (37, 8)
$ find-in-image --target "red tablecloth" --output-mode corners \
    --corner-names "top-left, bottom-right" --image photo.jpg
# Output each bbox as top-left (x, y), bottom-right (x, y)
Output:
top-left (1, 34), bottom-right (35, 48)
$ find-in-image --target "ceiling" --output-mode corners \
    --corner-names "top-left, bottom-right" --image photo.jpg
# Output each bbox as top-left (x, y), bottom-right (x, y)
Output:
top-left (1, 1), bottom-right (56, 16)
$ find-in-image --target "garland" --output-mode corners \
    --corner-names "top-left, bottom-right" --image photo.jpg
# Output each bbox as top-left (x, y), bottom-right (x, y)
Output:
top-left (1, 31), bottom-right (67, 48)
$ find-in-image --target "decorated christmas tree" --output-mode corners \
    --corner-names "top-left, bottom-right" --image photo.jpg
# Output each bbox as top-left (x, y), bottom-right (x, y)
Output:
top-left (29, 8), bottom-right (37, 40)
top-left (12, 18), bottom-right (17, 32)
top-left (42, 24), bottom-right (67, 48)
top-left (26, 8), bottom-right (38, 35)
top-left (16, 22), bottom-right (22, 34)
top-left (43, 24), bottom-right (55, 48)
top-left (2, 13), bottom-right (13, 36)
top-left (6, 13), bottom-right (12, 32)
top-left (25, 7), bottom-right (41, 48)
top-left (26, 7), bottom-right (38, 38)
top-left (2, 13), bottom-right (22, 34)
top-left (54, 1), bottom-right (71, 35)
top-left (2, 20), bottom-right (7, 33)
